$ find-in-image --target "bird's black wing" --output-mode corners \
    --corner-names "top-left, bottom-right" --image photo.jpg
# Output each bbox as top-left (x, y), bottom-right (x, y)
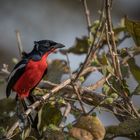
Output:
top-left (6, 59), bottom-right (29, 98)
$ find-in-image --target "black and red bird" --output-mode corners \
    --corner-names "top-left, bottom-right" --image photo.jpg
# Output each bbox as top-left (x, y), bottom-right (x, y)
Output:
top-left (6, 40), bottom-right (65, 99)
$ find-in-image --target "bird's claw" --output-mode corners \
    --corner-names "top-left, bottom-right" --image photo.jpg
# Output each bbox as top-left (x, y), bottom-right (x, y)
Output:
top-left (18, 113), bottom-right (27, 131)
top-left (40, 97), bottom-right (46, 105)
top-left (40, 90), bottom-right (53, 104)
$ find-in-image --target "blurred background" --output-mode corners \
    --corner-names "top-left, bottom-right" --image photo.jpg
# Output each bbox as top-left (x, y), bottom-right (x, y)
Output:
top-left (0, 0), bottom-right (140, 139)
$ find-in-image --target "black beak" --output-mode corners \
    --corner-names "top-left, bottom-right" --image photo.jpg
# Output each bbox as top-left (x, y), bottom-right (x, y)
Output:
top-left (54, 43), bottom-right (65, 49)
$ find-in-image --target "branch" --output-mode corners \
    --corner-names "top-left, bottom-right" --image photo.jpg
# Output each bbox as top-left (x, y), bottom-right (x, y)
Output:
top-left (81, 0), bottom-right (92, 37)
top-left (105, 118), bottom-right (140, 139)
top-left (87, 74), bottom-right (111, 90)
top-left (105, 0), bottom-right (122, 79)
top-left (74, 1), bottom-right (105, 82)
top-left (15, 30), bottom-right (23, 58)
top-left (105, 0), bottom-right (140, 119)
top-left (65, 53), bottom-right (86, 114)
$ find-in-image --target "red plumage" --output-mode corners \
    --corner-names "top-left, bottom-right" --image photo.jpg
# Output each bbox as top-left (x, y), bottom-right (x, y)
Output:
top-left (13, 53), bottom-right (48, 98)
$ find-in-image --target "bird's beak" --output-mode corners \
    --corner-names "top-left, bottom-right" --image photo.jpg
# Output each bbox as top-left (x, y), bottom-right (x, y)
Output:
top-left (54, 43), bottom-right (65, 49)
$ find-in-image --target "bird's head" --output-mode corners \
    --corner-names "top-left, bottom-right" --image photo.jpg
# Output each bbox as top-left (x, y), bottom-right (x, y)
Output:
top-left (33, 40), bottom-right (65, 55)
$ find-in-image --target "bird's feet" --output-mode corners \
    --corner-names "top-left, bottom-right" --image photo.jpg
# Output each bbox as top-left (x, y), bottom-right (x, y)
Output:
top-left (15, 99), bottom-right (28, 131)
top-left (18, 113), bottom-right (28, 131)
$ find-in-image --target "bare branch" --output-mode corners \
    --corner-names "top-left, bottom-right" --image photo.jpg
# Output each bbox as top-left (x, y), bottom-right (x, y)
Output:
top-left (15, 30), bottom-right (23, 58)
top-left (81, 0), bottom-right (92, 37)
top-left (66, 53), bottom-right (86, 114)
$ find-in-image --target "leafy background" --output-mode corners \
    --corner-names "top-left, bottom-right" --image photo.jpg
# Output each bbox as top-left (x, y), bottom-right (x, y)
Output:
top-left (0, 0), bottom-right (140, 140)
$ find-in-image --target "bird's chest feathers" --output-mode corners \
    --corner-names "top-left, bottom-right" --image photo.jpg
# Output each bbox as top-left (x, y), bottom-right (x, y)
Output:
top-left (26, 55), bottom-right (47, 75)
top-left (13, 55), bottom-right (48, 98)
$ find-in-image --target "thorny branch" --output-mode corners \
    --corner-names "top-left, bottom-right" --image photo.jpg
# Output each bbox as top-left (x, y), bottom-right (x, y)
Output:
top-left (105, 0), bottom-right (122, 79)
top-left (105, 0), bottom-right (140, 118)
top-left (73, 0), bottom-right (105, 82)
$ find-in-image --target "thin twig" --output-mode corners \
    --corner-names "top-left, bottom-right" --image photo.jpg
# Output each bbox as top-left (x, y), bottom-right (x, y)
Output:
top-left (105, 23), bottom-right (116, 73)
top-left (105, 0), bottom-right (122, 79)
top-left (66, 53), bottom-right (86, 114)
top-left (87, 73), bottom-right (111, 91)
top-left (105, 0), bottom-right (140, 118)
top-left (81, 0), bottom-right (92, 37)
top-left (59, 103), bottom-right (71, 128)
top-left (15, 30), bottom-right (23, 58)
top-left (74, 1), bottom-right (105, 82)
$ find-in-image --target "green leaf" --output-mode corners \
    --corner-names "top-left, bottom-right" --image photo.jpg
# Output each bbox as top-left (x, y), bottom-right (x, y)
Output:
top-left (128, 58), bottom-right (140, 83)
top-left (104, 97), bottom-right (114, 104)
top-left (125, 17), bottom-right (140, 46)
top-left (100, 53), bottom-right (108, 65)
top-left (120, 65), bottom-right (129, 78)
top-left (48, 124), bottom-right (60, 131)
top-left (90, 20), bottom-right (100, 34)
top-left (113, 27), bottom-right (126, 35)
top-left (98, 53), bottom-right (114, 75)
top-left (102, 84), bottom-right (110, 95)
top-left (37, 103), bottom-right (62, 132)
top-left (21, 125), bottom-right (31, 140)
top-left (121, 79), bottom-right (131, 96)
top-left (67, 36), bottom-right (90, 54)
top-left (67, 123), bottom-right (73, 130)
top-left (57, 97), bottom-right (66, 105)
top-left (132, 84), bottom-right (140, 95)
top-left (101, 66), bottom-right (107, 76)
top-left (106, 65), bottom-right (114, 75)
top-left (91, 58), bottom-right (100, 67)
top-left (110, 93), bottom-right (118, 100)
top-left (78, 76), bottom-right (85, 83)
top-left (106, 118), bottom-right (140, 136)
top-left (47, 59), bottom-right (69, 83)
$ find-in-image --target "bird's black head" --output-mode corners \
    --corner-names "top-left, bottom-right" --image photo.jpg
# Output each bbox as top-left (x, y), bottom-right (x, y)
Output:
top-left (34, 40), bottom-right (65, 54)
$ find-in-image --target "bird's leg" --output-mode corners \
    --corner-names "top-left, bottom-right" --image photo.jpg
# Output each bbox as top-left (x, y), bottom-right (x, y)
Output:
top-left (21, 99), bottom-right (41, 133)
top-left (22, 96), bottom-right (41, 137)
top-left (16, 98), bottom-right (41, 138)
top-left (15, 95), bottom-right (27, 131)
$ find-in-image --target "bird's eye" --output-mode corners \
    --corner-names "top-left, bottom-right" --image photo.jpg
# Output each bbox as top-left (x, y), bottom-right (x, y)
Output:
top-left (45, 42), bottom-right (50, 47)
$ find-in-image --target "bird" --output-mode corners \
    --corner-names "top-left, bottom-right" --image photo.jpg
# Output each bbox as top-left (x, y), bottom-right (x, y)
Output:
top-left (6, 40), bottom-right (65, 131)
top-left (6, 40), bottom-right (65, 99)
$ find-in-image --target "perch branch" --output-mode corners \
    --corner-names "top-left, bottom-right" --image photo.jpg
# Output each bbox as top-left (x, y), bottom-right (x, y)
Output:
top-left (15, 30), bottom-right (23, 58)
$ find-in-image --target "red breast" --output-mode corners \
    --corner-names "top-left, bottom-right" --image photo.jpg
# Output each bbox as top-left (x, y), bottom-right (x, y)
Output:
top-left (13, 53), bottom-right (48, 98)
